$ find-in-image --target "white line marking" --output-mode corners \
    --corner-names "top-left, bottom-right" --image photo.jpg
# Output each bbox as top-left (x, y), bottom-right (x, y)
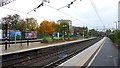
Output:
top-left (86, 38), bottom-right (106, 68)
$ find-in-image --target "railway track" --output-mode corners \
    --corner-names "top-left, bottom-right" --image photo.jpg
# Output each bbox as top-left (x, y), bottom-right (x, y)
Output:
top-left (1, 37), bottom-right (103, 67)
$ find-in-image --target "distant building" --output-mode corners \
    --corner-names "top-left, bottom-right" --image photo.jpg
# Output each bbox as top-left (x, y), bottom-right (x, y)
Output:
top-left (74, 27), bottom-right (81, 35)
top-left (57, 19), bottom-right (72, 29)
top-left (118, 1), bottom-right (120, 30)
top-left (70, 26), bottom-right (75, 35)
top-left (57, 19), bottom-right (73, 34)
top-left (74, 27), bottom-right (85, 35)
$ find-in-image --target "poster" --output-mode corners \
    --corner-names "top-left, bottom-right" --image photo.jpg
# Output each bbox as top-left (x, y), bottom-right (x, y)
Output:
top-left (25, 31), bottom-right (37, 39)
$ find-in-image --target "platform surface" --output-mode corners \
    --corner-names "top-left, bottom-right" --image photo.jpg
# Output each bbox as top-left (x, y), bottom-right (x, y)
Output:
top-left (58, 37), bottom-right (119, 67)
top-left (85, 37), bottom-right (119, 66)
top-left (0, 38), bottom-right (94, 55)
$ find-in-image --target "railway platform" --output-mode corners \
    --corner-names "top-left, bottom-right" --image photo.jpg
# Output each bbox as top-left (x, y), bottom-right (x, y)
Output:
top-left (0, 38), bottom-right (93, 55)
top-left (58, 37), bottom-right (119, 67)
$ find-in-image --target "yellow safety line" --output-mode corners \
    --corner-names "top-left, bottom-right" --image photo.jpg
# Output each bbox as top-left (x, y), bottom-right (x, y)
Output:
top-left (75, 45), bottom-right (98, 66)
top-left (86, 39), bottom-right (106, 68)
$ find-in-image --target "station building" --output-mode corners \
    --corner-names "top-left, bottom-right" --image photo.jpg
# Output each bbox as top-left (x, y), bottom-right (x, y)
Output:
top-left (57, 19), bottom-right (74, 35)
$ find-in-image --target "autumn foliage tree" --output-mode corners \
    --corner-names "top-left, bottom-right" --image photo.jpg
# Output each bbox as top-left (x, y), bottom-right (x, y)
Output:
top-left (39, 20), bottom-right (58, 35)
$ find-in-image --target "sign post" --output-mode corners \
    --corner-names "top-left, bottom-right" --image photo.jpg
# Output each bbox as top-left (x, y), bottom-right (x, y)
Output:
top-left (4, 23), bottom-right (8, 50)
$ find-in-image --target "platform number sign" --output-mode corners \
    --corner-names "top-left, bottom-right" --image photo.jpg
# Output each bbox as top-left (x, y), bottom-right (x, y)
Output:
top-left (0, 0), bottom-right (16, 7)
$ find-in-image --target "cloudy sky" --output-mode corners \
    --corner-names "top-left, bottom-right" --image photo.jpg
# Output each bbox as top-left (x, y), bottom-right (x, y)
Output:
top-left (0, 0), bottom-right (119, 31)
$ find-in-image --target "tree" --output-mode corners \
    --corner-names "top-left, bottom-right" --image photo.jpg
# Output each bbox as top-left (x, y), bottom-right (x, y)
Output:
top-left (88, 29), bottom-right (98, 37)
top-left (50, 21), bottom-right (60, 32)
top-left (25, 18), bottom-right (38, 31)
top-left (106, 29), bottom-right (111, 33)
top-left (18, 20), bottom-right (27, 32)
top-left (36, 26), bottom-right (41, 36)
top-left (39, 20), bottom-right (57, 35)
top-left (2, 14), bottom-right (39, 32)
top-left (2, 14), bottom-right (21, 30)
top-left (74, 27), bottom-right (88, 36)
top-left (59, 22), bottom-right (69, 35)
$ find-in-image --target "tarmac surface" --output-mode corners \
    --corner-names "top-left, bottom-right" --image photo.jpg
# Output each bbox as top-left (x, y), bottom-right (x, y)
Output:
top-left (84, 37), bottom-right (119, 67)
top-left (59, 37), bottom-right (119, 67)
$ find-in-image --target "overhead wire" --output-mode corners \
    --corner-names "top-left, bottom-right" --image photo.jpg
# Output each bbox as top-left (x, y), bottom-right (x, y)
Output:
top-left (27, 0), bottom-right (87, 26)
top-left (28, 0), bottom-right (50, 13)
top-left (1, 0), bottom-right (106, 30)
top-left (89, 0), bottom-right (105, 31)
top-left (73, 5), bottom-right (92, 27)
top-left (57, 0), bottom-right (77, 10)
top-left (73, 5), bottom-right (105, 29)
top-left (39, 0), bottom-right (110, 31)
top-left (1, 2), bottom-right (86, 25)
top-left (27, 2), bottom-right (44, 14)
top-left (43, 3), bottom-right (87, 26)
top-left (0, 7), bottom-right (54, 21)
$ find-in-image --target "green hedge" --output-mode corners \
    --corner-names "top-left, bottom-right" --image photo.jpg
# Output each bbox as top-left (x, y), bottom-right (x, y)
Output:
top-left (116, 39), bottom-right (120, 45)
top-left (41, 35), bottom-right (79, 42)
top-left (42, 36), bottom-right (64, 42)
top-left (109, 30), bottom-right (120, 46)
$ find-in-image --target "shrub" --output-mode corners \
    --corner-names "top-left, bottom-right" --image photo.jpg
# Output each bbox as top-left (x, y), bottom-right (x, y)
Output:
top-left (53, 37), bottom-right (63, 41)
top-left (109, 34), bottom-right (116, 42)
top-left (69, 37), bottom-right (75, 40)
top-left (116, 39), bottom-right (120, 45)
top-left (42, 36), bottom-right (53, 42)
top-left (116, 31), bottom-right (120, 39)
top-left (85, 35), bottom-right (91, 38)
top-left (109, 30), bottom-right (120, 46)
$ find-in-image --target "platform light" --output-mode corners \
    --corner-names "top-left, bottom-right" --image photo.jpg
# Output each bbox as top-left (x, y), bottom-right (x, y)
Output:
top-left (68, 4), bottom-right (70, 8)
top-left (70, 2), bottom-right (73, 4)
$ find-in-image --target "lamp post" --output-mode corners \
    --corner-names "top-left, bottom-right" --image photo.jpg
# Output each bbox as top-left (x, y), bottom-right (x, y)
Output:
top-left (4, 23), bottom-right (8, 50)
top-left (14, 30), bottom-right (16, 46)
top-left (8, 25), bottom-right (10, 47)
top-left (118, 21), bottom-right (120, 30)
top-left (26, 19), bottom-right (29, 46)
top-left (83, 29), bottom-right (84, 38)
top-left (114, 21), bottom-right (118, 30)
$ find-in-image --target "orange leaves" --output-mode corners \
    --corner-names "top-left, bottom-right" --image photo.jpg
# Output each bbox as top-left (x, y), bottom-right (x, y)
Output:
top-left (39, 20), bottom-right (58, 35)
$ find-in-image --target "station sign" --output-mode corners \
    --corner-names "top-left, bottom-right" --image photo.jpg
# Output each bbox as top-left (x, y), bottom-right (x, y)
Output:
top-left (10, 31), bottom-right (21, 39)
top-left (0, 0), bottom-right (16, 7)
